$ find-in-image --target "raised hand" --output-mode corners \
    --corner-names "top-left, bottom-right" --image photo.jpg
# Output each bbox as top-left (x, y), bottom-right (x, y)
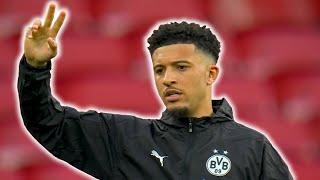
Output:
top-left (24, 2), bottom-right (67, 68)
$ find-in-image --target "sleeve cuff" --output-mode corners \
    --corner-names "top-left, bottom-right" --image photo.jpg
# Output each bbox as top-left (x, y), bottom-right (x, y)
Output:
top-left (19, 55), bottom-right (52, 81)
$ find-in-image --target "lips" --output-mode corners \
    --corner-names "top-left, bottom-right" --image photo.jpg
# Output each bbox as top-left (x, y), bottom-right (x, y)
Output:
top-left (164, 89), bottom-right (182, 102)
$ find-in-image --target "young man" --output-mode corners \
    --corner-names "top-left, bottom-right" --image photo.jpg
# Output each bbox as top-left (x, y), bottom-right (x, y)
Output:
top-left (17, 2), bottom-right (293, 180)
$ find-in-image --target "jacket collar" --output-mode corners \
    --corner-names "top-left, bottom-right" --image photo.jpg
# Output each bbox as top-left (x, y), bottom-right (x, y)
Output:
top-left (159, 98), bottom-right (234, 128)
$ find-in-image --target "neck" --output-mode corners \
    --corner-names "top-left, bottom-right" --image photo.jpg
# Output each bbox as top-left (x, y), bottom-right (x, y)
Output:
top-left (188, 100), bottom-right (213, 118)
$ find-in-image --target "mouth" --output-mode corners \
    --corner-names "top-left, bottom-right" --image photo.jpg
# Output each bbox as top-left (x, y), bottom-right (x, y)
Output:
top-left (164, 89), bottom-right (183, 102)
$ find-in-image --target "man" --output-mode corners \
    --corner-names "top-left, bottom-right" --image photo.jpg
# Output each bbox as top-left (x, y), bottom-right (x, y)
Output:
top-left (17, 2), bottom-right (293, 180)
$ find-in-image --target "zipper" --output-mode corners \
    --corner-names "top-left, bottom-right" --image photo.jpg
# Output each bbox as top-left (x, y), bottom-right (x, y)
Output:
top-left (188, 118), bottom-right (193, 133)
top-left (181, 118), bottom-right (194, 180)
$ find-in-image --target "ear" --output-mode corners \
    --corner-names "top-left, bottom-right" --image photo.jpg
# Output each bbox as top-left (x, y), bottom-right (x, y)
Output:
top-left (207, 64), bottom-right (219, 85)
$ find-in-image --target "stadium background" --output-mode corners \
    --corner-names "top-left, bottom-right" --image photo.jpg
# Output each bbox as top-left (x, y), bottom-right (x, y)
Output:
top-left (1, 0), bottom-right (320, 179)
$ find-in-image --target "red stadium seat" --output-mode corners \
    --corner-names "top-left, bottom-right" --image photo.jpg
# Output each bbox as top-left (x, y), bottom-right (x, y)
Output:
top-left (207, 0), bottom-right (317, 35)
top-left (0, 0), bottom-right (47, 18)
top-left (0, 84), bottom-right (17, 122)
top-left (0, 0), bottom-right (93, 39)
top-left (270, 75), bottom-right (320, 124)
top-left (234, 29), bottom-right (320, 80)
top-left (292, 162), bottom-right (320, 180)
top-left (0, 171), bottom-right (22, 180)
top-left (0, 119), bottom-right (89, 179)
top-left (215, 79), bottom-right (278, 121)
top-left (310, 0), bottom-right (320, 23)
top-left (247, 0), bottom-right (316, 27)
top-left (0, 0), bottom-right (46, 38)
top-left (97, 0), bottom-right (207, 37)
top-left (101, 0), bottom-right (206, 22)
top-left (0, 119), bottom-right (50, 174)
top-left (0, 40), bottom-right (19, 82)
top-left (0, 120), bottom-right (33, 150)
top-left (55, 77), bottom-right (162, 115)
top-left (18, 162), bottom-right (88, 180)
top-left (254, 118), bottom-right (319, 165)
top-left (55, 0), bottom-right (94, 35)
top-left (54, 36), bottom-right (130, 81)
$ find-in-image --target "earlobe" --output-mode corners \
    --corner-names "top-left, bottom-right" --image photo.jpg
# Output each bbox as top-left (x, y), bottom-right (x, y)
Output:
top-left (207, 65), bottom-right (219, 85)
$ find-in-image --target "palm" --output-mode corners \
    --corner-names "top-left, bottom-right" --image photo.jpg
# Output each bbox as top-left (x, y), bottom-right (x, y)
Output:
top-left (24, 3), bottom-right (66, 67)
top-left (25, 27), bottom-right (54, 62)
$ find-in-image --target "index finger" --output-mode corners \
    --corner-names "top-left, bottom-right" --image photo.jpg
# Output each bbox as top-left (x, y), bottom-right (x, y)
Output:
top-left (43, 3), bottom-right (56, 28)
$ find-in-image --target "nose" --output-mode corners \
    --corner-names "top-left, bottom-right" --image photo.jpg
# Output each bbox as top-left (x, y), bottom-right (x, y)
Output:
top-left (163, 69), bottom-right (177, 87)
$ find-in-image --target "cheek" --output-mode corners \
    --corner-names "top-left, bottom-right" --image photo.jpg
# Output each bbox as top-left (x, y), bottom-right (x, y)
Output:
top-left (186, 74), bottom-right (206, 95)
top-left (154, 79), bottom-right (163, 96)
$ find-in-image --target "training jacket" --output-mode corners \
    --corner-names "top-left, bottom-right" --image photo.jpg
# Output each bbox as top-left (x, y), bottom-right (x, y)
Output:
top-left (18, 55), bottom-right (294, 180)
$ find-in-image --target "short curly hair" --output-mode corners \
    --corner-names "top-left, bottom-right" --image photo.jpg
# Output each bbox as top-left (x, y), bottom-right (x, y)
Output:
top-left (147, 21), bottom-right (221, 63)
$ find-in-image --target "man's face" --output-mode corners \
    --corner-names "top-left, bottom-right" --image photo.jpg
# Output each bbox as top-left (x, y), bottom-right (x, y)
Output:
top-left (152, 43), bottom-right (218, 117)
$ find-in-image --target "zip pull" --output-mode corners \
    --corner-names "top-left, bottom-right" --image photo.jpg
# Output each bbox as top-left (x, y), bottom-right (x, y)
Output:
top-left (188, 119), bottom-right (193, 133)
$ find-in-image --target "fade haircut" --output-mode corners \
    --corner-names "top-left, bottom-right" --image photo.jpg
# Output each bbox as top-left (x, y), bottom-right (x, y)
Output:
top-left (147, 21), bottom-right (221, 63)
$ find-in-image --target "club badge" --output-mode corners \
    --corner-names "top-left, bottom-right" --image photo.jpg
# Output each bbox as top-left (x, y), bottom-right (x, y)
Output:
top-left (206, 149), bottom-right (231, 176)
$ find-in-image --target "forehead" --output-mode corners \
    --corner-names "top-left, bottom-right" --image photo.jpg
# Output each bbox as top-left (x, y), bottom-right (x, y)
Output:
top-left (152, 44), bottom-right (198, 63)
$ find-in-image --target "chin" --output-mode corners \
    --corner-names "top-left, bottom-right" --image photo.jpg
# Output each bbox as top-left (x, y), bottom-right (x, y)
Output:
top-left (166, 101), bottom-right (185, 109)
top-left (166, 102), bottom-right (190, 118)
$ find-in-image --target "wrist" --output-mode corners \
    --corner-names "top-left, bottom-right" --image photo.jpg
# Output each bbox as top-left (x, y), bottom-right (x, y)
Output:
top-left (26, 58), bottom-right (48, 68)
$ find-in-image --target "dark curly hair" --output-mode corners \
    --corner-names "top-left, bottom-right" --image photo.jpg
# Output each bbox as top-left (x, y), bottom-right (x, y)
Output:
top-left (147, 21), bottom-right (221, 63)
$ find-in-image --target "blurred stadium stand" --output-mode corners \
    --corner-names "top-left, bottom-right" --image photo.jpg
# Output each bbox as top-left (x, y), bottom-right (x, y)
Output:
top-left (1, 0), bottom-right (319, 179)
top-left (55, 78), bottom-right (161, 114)
top-left (55, 36), bottom-right (130, 79)
top-left (215, 79), bottom-right (279, 121)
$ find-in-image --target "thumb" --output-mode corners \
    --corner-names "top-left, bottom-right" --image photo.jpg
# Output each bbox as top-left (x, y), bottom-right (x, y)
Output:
top-left (47, 37), bottom-right (57, 51)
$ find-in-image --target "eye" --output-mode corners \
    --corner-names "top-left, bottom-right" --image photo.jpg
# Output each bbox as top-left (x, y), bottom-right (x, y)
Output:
top-left (155, 68), bottom-right (164, 75)
top-left (177, 65), bottom-right (188, 71)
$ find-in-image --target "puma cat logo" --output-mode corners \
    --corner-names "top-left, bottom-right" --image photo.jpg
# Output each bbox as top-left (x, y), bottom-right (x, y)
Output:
top-left (151, 150), bottom-right (168, 167)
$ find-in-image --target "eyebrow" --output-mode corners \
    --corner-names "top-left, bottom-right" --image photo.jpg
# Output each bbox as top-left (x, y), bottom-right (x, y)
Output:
top-left (153, 60), bottom-right (191, 69)
top-left (172, 60), bottom-right (191, 65)
top-left (153, 65), bottom-right (163, 70)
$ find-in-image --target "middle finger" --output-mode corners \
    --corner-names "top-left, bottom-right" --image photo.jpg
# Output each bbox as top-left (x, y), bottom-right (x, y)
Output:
top-left (43, 3), bottom-right (56, 28)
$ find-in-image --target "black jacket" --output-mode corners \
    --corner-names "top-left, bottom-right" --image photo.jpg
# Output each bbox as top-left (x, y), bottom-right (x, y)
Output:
top-left (18, 56), bottom-right (294, 180)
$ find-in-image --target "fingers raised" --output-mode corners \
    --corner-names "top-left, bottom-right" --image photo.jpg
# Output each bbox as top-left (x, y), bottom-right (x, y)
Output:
top-left (47, 37), bottom-right (57, 51)
top-left (31, 18), bottom-right (42, 37)
top-left (26, 27), bottom-right (33, 39)
top-left (51, 11), bottom-right (66, 38)
top-left (32, 18), bottom-right (41, 30)
top-left (43, 3), bottom-right (56, 28)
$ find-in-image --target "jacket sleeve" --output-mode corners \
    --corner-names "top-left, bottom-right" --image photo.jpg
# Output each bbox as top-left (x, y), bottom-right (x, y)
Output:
top-left (259, 137), bottom-right (294, 180)
top-left (17, 55), bottom-right (121, 179)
